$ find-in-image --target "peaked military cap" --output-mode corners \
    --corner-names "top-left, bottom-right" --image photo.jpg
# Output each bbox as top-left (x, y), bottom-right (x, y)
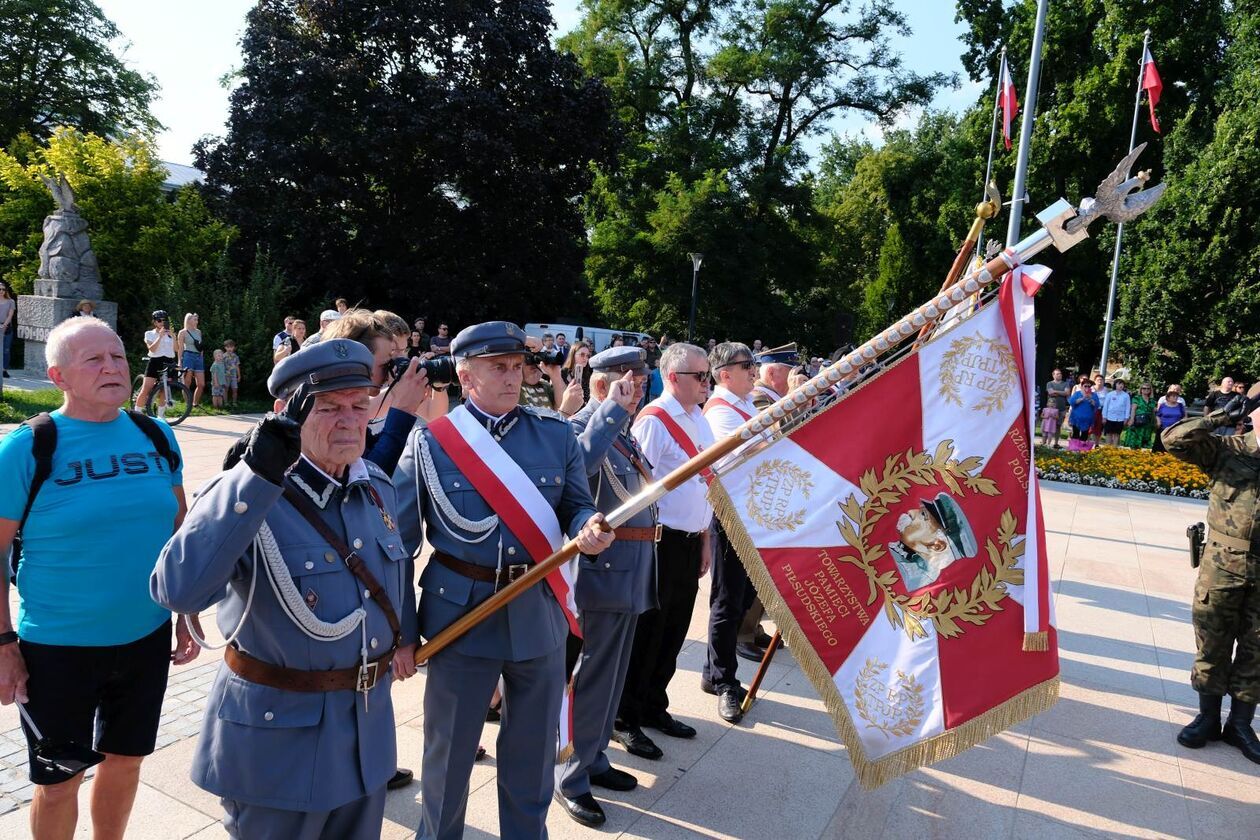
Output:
top-left (590, 346), bottom-right (648, 374)
top-left (754, 342), bottom-right (800, 366)
top-left (919, 492), bottom-right (978, 560)
top-left (267, 338), bottom-right (375, 400)
top-left (450, 321), bottom-right (528, 360)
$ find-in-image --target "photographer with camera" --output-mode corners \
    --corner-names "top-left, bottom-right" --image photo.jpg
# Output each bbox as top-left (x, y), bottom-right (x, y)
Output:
top-left (1163, 383), bottom-right (1260, 765)
top-left (152, 339), bottom-right (406, 838)
top-left (134, 310), bottom-right (179, 411)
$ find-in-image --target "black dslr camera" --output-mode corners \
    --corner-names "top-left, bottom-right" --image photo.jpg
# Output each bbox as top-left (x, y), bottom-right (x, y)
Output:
top-left (537, 347), bottom-right (566, 366)
top-left (388, 355), bottom-right (456, 387)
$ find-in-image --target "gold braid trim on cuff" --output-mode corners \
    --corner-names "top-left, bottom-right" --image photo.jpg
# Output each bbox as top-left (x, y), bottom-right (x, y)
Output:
top-left (708, 478), bottom-right (1059, 790)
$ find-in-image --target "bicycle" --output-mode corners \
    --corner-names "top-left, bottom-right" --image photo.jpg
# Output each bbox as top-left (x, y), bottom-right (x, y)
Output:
top-left (132, 364), bottom-right (193, 426)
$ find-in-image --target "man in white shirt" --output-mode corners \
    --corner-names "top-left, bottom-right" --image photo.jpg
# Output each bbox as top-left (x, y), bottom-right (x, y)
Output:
top-left (1101, 378), bottom-right (1132, 446)
top-left (701, 342), bottom-right (759, 723)
top-left (614, 343), bottom-right (714, 760)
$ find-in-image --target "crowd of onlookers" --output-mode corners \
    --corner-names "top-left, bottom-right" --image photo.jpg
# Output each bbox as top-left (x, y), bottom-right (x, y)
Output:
top-left (1040, 369), bottom-right (1252, 453)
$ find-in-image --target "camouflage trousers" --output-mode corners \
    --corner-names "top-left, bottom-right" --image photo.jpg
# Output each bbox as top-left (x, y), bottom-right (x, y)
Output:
top-left (1191, 545), bottom-right (1260, 703)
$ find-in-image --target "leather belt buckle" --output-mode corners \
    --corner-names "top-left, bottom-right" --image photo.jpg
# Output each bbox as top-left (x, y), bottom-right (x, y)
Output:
top-left (357, 661), bottom-right (380, 693)
top-left (506, 563), bottom-right (530, 583)
top-left (654, 524), bottom-right (663, 543)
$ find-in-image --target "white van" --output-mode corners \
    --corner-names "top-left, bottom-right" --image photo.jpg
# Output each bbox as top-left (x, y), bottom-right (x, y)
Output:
top-left (524, 322), bottom-right (653, 353)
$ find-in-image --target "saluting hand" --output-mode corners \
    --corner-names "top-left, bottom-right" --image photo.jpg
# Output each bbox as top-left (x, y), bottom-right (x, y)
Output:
top-left (576, 512), bottom-right (615, 555)
top-left (609, 370), bottom-right (638, 412)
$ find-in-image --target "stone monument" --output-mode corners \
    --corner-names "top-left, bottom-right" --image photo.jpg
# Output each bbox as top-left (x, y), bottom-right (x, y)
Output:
top-left (16, 175), bottom-right (118, 374)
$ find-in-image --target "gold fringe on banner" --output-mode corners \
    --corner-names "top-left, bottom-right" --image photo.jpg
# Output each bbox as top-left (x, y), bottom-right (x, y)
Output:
top-left (1023, 631), bottom-right (1049, 652)
top-left (708, 479), bottom-right (1059, 790)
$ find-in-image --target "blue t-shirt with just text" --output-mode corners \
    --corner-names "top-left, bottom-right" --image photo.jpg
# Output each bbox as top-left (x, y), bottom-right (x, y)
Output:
top-left (0, 409), bottom-right (183, 645)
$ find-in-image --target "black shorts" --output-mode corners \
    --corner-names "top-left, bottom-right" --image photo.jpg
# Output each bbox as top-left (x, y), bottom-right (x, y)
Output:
top-left (144, 356), bottom-right (176, 378)
top-left (18, 620), bottom-right (172, 785)
top-left (1103, 420), bottom-right (1125, 435)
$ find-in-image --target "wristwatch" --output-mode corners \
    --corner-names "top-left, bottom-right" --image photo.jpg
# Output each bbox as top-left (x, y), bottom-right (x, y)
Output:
top-left (0, 631), bottom-right (19, 647)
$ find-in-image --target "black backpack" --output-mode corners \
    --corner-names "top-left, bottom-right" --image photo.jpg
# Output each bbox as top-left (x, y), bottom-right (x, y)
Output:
top-left (8, 410), bottom-right (181, 584)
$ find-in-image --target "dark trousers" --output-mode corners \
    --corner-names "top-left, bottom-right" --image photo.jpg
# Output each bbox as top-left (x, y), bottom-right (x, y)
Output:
top-left (703, 528), bottom-right (755, 690)
top-left (618, 528), bottom-right (701, 726)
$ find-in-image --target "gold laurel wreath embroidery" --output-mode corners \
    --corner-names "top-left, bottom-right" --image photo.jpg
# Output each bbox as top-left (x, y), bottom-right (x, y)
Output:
top-left (746, 459), bottom-right (814, 531)
top-left (853, 658), bottom-right (927, 738)
top-left (937, 335), bottom-right (1019, 415)
top-left (835, 440), bottom-right (1023, 641)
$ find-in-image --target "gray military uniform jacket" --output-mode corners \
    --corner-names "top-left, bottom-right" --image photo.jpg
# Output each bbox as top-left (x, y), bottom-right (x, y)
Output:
top-left (151, 458), bottom-right (407, 812)
top-left (570, 398), bottom-right (658, 614)
top-left (393, 404), bottom-right (599, 661)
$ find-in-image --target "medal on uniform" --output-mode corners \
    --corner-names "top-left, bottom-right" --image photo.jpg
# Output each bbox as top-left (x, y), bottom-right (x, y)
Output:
top-left (382, 510), bottom-right (396, 532)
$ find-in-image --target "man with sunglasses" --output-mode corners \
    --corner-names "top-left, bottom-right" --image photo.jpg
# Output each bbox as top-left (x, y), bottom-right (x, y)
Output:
top-left (701, 343), bottom-right (760, 723)
top-left (614, 343), bottom-right (714, 760)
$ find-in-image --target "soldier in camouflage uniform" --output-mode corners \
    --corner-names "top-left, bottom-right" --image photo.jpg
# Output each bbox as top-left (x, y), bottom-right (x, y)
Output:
top-left (1162, 383), bottom-right (1260, 764)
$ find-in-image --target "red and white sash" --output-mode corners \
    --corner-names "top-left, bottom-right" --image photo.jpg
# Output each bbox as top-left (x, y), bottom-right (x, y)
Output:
top-left (703, 396), bottom-right (752, 421)
top-left (638, 404), bottom-right (713, 484)
top-left (426, 406), bottom-right (581, 638)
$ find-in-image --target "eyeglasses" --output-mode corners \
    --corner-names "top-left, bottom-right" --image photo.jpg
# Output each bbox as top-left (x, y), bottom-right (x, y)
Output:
top-left (673, 371), bottom-right (710, 380)
top-left (717, 360), bottom-right (755, 371)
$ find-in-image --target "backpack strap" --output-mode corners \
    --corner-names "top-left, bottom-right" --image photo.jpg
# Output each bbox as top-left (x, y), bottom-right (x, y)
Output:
top-left (10, 413), bottom-right (57, 583)
top-left (124, 410), bottom-right (181, 474)
top-left (18, 413), bottom-right (57, 531)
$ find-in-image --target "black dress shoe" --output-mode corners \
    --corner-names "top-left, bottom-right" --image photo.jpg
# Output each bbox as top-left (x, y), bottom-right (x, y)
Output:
top-left (752, 630), bottom-right (774, 648)
top-left (387, 767), bottom-right (414, 790)
top-left (736, 641), bottom-right (767, 663)
top-left (700, 679), bottom-right (748, 701)
top-left (555, 791), bottom-right (606, 827)
top-left (590, 766), bottom-right (638, 791)
top-left (643, 711), bottom-right (696, 739)
top-left (718, 689), bottom-right (744, 723)
top-left (611, 725), bottom-right (663, 759)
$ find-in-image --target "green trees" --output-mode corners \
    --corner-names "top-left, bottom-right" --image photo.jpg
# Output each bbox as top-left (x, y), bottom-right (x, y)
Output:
top-left (564, 0), bottom-right (948, 348)
top-left (0, 0), bottom-right (159, 146)
top-left (197, 0), bottom-right (617, 326)
top-left (0, 129), bottom-right (234, 360)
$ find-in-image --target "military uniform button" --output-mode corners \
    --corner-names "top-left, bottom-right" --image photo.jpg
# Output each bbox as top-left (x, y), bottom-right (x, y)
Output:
top-left (364, 589), bottom-right (372, 598)
top-left (555, 476), bottom-right (562, 483)
top-left (605, 562), bottom-right (611, 568)
top-left (353, 538), bottom-right (363, 549)
top-left (264, 711), bottom-right (274, 721)
top-left (370, 637), bottom-right (379, 649)
top-left (507, 547), bottom-right (516, 556)
top-left (325, 552), bottom-right (336, 563)
top-left (439, 587), bottom-right (445, 595)
top-left (233, 501), bottom-right (248, 514)
top-left (453, 481), bottom-right (461, 488)
top-left (539, 476), bottom-right (547, 484)
top-left (304, 561), bottom-right (314, 570)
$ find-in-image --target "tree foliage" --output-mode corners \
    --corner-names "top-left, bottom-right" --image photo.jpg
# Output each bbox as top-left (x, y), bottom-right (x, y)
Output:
top-left (563, 0), bottom-right (949, 349)
top-left (0, 0), bottom-right (160, 147)
top-left (197, 0), bottom-right (617, 327)
top-left (0, 129), bottom-right (234, 356)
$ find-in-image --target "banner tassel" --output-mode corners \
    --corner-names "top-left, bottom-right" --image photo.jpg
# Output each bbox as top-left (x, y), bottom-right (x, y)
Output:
top-left (1022, 631), bottom-right (1049, 652)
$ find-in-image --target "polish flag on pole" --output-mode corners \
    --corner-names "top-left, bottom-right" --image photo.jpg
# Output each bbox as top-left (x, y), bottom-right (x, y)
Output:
top-left (710, 269), bottom-right (1058, 789)
top-left (999, 54), bottom-right (1019, 150)
top-left (1141, 45), bottom-right (1163, 133)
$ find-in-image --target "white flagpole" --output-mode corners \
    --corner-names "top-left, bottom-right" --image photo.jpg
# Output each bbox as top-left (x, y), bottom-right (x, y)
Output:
top-left (1097, 29), bottom-right (1151, 379)
top-left (976, 47), bottom-right (1006, 261)
top-left (1005, 0), bottom-right (1050, 246)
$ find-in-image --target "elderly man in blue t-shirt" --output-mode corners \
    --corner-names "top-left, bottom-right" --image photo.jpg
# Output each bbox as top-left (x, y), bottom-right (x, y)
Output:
top-left (0, 316), bottom-right (199, 840)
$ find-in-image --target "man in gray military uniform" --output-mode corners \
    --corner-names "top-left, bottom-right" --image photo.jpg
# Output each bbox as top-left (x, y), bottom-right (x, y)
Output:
top-left (555, 346), bottom-right (659, 827)
top-left (391, 321), bottom-right (615, 840)
top-left (151, 339), bottom-right (409, 839)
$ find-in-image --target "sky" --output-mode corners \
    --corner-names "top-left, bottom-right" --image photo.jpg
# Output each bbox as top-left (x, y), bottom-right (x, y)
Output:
top-left (96, 0), bottom-right (983, 166)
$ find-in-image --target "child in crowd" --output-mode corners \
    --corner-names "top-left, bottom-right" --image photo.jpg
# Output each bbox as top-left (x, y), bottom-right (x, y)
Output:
top-left (210, 349), bottom-right (227, 409)
top-left (222, 340), bottom-right (240, 405)
top-left (1040, 403), bottom-right (1060, 447)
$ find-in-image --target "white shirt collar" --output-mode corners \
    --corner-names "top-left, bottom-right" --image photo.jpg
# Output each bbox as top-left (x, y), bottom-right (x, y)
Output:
top-left (710, 385), bottom-right (756, 411)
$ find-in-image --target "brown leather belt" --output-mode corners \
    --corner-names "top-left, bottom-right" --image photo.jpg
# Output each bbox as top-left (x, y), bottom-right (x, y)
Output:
top-left (432, 551), bottom-right (532, 588)
top-left (224, 646), bottom-right (393, 693)
top-left (616, 525), bottom-right (662, 542)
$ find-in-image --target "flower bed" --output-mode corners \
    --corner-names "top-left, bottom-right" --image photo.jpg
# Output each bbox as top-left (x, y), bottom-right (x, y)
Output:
top-left (1034, 445), bottom-right (1209, 499)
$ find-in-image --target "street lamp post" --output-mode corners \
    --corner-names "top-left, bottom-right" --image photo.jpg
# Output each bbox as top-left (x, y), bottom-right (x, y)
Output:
top-left (687, 252), bottom-right (704, 342)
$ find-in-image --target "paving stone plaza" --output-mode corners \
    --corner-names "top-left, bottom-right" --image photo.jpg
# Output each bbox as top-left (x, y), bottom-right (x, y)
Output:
top-left (0, 413), bottom-right (1256, 838)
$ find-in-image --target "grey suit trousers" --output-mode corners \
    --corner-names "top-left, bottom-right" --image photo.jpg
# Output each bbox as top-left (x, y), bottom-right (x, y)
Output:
top-left (221, 787), bottom-right (386, 839)
top-left (419, 646), bottom-right (565, 840)
top-left (556, 610), bottom-right (638, 797)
